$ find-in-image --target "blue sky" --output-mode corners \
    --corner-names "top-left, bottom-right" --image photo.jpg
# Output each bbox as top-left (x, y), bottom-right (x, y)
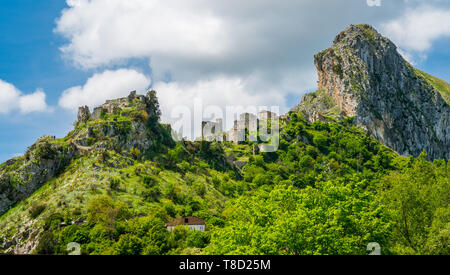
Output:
top-left (0, 0), bottom-right (449, 163)
top-left (0, 0), bottom-right (83, 161)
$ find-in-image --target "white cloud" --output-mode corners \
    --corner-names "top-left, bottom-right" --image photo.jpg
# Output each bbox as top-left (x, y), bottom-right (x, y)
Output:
top-left (55, 0), bottom-right (227, 69)
top-left (0, 79), bottom-right (48, 114)
top-left (381, 6), bottom-right (450, 60)
top-left (18, 89), bottom-right (48, 114)
top-left (54, 0), bottom-right (450, 121)
top-left (154, 75), bottom-right (287, 139)
top-left (54, 0), bottom-right (379, 99)
top-left (367, 0), bottom-right (381, 7)
top-left (0, 80), bottom-right (20, 114)
top-left (58, 69), bottom-right (151, 110)
top-left (155, 76), bottom-right (287, 116)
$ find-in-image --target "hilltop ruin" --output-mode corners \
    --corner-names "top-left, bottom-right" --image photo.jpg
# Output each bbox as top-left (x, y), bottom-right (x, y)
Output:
top-left (202, 110), bottom-right (278, 145)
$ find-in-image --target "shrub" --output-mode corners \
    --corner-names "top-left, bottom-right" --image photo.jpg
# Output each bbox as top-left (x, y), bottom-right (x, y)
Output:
top-left (113, 234), bottom-right (143, 255)
top-left (252, 155), bottom-right (265, 167)
top-left (211, 176), bottom-right (221, 188)
top-left (313, 133), bottom-right (329, 151)
top-left (163, 202), bottom-right (177, 218)
top-left (142, 186), bottom-right (162, 202)
top-left (35, 231), bottom-right (55, 255)
top-left (109, 177), bottom-right (122, 190)
top-left (86, 137), bottom-right (95, 146)
top-left (332, 63), bottom-right (343, 77)
top-left (208, 217), bottom-right (225, 228)
top-left (306, 145), bottom-right (319, 158)
top-left (143, 175), bottom-right (157, 187)
top-left (193, 181), bottom-right (207, 197)
top-left (165, 182), bottom-right (183, 203)
top-left (130, 147), bottom-right (141, 159)
top-left (34, 141), bottom-right (56, 160)
top-left (142, 243), bottom-right (160, 255)
top-left (298, 155), bottom-right (315, 169)
top-left (58, 225), bottom-right (90, 246)
top-left (252, 173), bottom-right (272, 187)
top-left (129, 109), bottom-right (149, 122)
top-left (88, 195), bottom-right (131, 226)
top-left (43, 213), bottom-right (64, 231)
top-left (186, 230), bottom-right (209, 248)
top-left (29, 203), bottom-right (46, 219)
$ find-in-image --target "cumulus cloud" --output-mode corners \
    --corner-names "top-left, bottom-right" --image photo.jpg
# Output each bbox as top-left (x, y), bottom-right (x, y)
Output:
top-left (0, 80), bottom-right (19, 114)
top-left (54, 0), bottom-right (450, 125)
top-left (18, 89), bottom-right (48, 114)
top-left (154, 75), bottom-right (287, 139)
top-left (0, 79), bottom-right (48, 114)
top-left (367, 0), bottom-right (382, 7)
top-left (55, 0), bottom-right (389, 98)
top-left (55, 0), bottom-right (226, 69)
top-left (59, 69), bottom-right (151, 110)
top-left (381, 5), bottom-right (450, 61)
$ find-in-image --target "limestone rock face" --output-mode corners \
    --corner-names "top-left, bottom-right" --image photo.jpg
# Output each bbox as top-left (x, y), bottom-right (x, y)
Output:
top-left (77, 106), bottom-right (90, 125)
top-left (0, 137), bottom-right (78, 215)
top-left (0, 90), bottom-right (170, 216)
top-left (74, 90), bottom-right (161, 125)
top-left (291, 89), bottom-right (343, 122)
top-left (71, 90), bottom-right (165, 154)
top-left (310, 24), bottom-right (449, 159)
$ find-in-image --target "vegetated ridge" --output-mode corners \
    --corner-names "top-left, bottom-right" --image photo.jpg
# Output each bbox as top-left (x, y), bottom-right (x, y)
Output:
top-left (0, 25), bottom-right (448, 255)
top-left (293, 24), bottom-right (449, 160)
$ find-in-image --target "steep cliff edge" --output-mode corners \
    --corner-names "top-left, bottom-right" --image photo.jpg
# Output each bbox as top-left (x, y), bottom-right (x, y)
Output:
top-left (0, 139), bottom-right (78, 216)
top-left (0, 90), bottom-right (173, 217)
top-left (296, 24), bottom-right (449, 159)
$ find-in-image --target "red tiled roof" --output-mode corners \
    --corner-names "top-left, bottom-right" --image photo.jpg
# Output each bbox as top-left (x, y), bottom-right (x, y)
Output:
top-left (165, 216), bottom-right (205, 226)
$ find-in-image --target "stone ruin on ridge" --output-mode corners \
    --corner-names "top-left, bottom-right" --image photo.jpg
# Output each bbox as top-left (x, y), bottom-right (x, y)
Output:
top-left (202, 110), bottom-right (278, 145)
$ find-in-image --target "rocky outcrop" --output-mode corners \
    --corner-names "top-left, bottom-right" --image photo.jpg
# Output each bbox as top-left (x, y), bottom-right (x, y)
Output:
top-left (1, 219), bottom-right (41, 254)
top-left (71, 90), bottom-right (168, 154)
top-left (76, 106), bottom-right (90, 125)
top-left (75, 90), bottom-right (157, 124)
top-left (0, 90), bottom-right (169, 216)
top-left (0, 137), bottom-right (79, 215)
top-left (302, 24), bottom-right (449, 159)
top-left (291, 89), bottom-right (344, 122)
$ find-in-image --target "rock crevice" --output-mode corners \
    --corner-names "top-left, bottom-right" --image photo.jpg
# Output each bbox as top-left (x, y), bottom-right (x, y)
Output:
top-left (301, 24), bottom-right (449, 159)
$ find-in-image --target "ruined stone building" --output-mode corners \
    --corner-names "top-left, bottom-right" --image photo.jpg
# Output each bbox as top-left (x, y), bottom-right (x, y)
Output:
top-left (75, 90), bottom-right (155, 125)
top-left (201, 119), bottom-right (224, 142)
top-left (202, 110), bottom-right (278, 145)
top-left (259, 110), bottom-right (277, 121)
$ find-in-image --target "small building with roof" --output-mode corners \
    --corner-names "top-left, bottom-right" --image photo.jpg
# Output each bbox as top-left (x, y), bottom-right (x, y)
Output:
top-left (165, 216), bottom-right (206, 232)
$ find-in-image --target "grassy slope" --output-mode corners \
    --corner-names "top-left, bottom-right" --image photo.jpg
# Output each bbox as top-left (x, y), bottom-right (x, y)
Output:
top-left (0, 112), bottom-right (397, 254)
top-left (0, 146), bottom-right (233, 252)
top-left (414, 68), bottom-right (450, 104)
top-left (0, 82), bottom-right (448, 254)
top-left (291, 90), bottom-right (342, 122)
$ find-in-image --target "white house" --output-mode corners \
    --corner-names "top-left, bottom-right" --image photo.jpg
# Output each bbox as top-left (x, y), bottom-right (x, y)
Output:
top-left (165, 216), bottom-right (206, 232)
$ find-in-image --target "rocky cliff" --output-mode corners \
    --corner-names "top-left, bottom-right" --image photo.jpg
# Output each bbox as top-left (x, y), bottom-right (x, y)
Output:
top-left (296, 24), bottom-right (449, 159)
top-left (71, 90), bottom-right (166, 153)
top-left (0, 90), bottom-right (171, 216)
top-left (291, 89), bottom-right (344, 122)
top-left (0, 138), bottom-right (78, 216)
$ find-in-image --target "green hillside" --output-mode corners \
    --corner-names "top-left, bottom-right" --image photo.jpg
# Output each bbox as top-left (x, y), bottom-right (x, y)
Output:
top-left (0, 95), bottom-right (448, 255)
top-left (415, 68), bottom-right (450, 104)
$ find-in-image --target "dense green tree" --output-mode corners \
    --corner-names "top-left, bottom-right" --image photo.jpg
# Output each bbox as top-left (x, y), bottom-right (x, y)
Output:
top-left (4, 107), bottom-right (448, 256)
top-left (206, 181), bottom-right (392, 255)
top-left (381, 153), bottom-right (449, 254)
